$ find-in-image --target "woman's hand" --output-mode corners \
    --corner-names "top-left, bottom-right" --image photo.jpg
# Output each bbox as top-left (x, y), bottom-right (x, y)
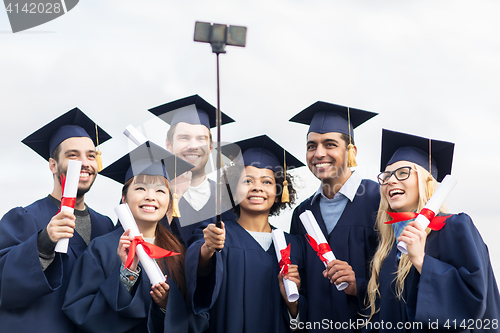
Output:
top-left (150, 276), bottom-right (169, 310)
top-left (398, 220), bottom-right (427, 273)
top-left (323, 260), bottom-right (357, 296)
top-left (198, 222), bottom-right (226, 272)
top-left (201, 222), bottom-right (226, 257)
top-left (117, 229), bottom-right (139, 272)
top-left (279, 264), bottom-right (300, 317)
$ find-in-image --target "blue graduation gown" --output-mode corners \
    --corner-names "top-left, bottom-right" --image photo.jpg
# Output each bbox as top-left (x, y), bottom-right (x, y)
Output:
top-left (185, 220), bottom-right (307, 333)
top-left (177, 179), bottom-right (236, 246)
top-left (290, 179), bottom-right (380, 332)
top-left (367, 213), bottom-right (500, 333)
top-left (0, 195), bottom-right (114, 333)
top-left (63, 227), bottom-right (208, 333)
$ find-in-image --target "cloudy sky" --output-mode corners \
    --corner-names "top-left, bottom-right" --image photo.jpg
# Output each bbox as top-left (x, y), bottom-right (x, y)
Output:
top-left (1, 0), bottom-right (499, 279)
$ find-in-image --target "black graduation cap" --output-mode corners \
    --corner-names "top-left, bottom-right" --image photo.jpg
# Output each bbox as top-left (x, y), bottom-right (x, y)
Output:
top-left (22, 107), bottom-right (112, 161)
top-left (380, 129), bottom-right (455, 182)
top-left (100, 141), bottom-right (194, 185)
top-left (148, 94), bottom-right (235, 129)
top-left (289, 101), bottom-right (378, 138)
top-left (221, 134), bottom-right (304, 172)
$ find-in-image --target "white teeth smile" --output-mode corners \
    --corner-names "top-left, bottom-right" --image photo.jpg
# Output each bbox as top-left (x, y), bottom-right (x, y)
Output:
top-left (248, 197), bottom-right (265, 201)
top-left (389, 189), bottom-right (404, 197)
top-left (141, 205), bottom-right (157, 212)
top-left (80, 172), bottom-right (90, 177)
top-left (315, 163), bottom-right (331, 168)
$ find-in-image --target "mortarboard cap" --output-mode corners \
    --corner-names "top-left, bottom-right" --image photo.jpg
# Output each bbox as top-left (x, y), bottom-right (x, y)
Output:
top-left (289, 101), bottom-right (378, 138)
top-left (22, 107), bottom-right (112, 161)
top-left (221, 135), bottom-right (304, 203)
top-left (380, 129), bottom-right (454, 182)
top-left (221, 135), bottom-right (304, 172)
top-left (148, 94), bottom-right (235, 129)
top-left (100, 141), bottom-right (194, 185)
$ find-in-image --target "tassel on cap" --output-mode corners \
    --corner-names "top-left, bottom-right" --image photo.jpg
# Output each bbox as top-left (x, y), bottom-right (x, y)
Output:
top-left (171, 157), bottom-right (181, 217)
top-left (282, 149), bottom-right (290, 203)
top-left (426, 138), bottom-right (434, 199)
top-left (346, 107), bottom-right (357, 168)
top-left (347, 143), bottom-right (357, 168)
top-left (172, 193), bottom-right (181, 217)
top-left (95, 124), bottom-right (103, 172)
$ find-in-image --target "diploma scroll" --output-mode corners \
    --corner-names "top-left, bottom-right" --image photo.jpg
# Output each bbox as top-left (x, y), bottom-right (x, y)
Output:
top-left (299, 210), bottom-right (348, 291)
top-left (55, 160), bottom-right (82, 253)
top-left (397, 174), bottom-right (457, 254)
top-left (271, 229), bottom-right (299, 302)
top-left (123, 125), bottom-right (148, 146)
top-left (114, 204), bottom-right (166, 285)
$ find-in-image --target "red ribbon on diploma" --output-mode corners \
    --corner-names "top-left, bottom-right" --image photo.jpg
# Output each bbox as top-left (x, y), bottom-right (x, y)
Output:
top-left (278, 243), bottom-right (292, 275)
top-left (56, 174), bottom-right (76, 214)
top-left (305, 234), bottom-right (331, 264)
top-left (384, 208), bottom-right (451, 231)
top-left (125, 236), bottom-right (180, 269)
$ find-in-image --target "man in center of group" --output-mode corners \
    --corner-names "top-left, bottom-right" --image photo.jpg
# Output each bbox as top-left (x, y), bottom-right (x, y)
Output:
top-left (289, 101), bottom-right (380, 332)
top-left (149, 95), bottom-right (236, 245)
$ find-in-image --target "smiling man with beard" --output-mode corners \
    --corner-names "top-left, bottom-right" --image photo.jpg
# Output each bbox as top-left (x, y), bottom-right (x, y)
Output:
top-left (288, 101), bottom-right (380, 333)
top-left (0, 108), bottom-right (115, 333)
top-left (149, 95), bottom-right (236, 245)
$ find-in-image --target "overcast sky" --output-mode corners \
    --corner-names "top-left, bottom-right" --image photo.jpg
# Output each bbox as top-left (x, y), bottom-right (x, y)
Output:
top-left (1, 0), bottom-right (499, 279)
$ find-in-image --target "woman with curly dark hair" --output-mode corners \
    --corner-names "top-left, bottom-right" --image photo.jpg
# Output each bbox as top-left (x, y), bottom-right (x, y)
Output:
top-left (185, 135), bottom-right (307, 333)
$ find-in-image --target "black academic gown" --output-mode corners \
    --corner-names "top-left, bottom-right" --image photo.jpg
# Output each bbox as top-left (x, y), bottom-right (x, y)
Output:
top-left (366, 213), bottom-right (500, 333)
top-left (290, 179), bottom-right (380, 332)
top-left (185, 220), bottom-right (307, 333)
top-left (176, 179), bottom-right (236, 246)
top-left (0, 196), bottom-right (114, 333)
top-left (63, 227), bottom-right (209, 333)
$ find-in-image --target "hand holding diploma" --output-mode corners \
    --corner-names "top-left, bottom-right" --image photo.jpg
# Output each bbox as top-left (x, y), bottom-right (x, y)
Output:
top-left (299, 210), bottom-right (348, 291)
top-left (115, 204), bottom-right (180, 286)
top-left (272, 229), bottom-right (299, 302)
top-left (55, 160), bottom-right (82, 253)
top-left (392, 175), bottom-right (458, 254)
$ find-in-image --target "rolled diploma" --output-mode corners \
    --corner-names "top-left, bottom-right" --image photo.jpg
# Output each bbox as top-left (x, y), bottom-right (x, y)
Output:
top-left (114, 204), bottom-right (166, 285)
top-left (55, 160), bottom-right (82, 253)
top-left (123, 125), bottom-right (148, 146)
top-left (271, 229), bottom-right (299, 302)
top-left (299, 210), bottom-right (348, 291)
top-left (397, 174), bottom-right (458, 254)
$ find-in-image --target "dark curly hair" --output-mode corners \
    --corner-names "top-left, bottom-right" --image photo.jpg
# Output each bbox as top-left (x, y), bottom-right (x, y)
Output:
top-left (222, 163), bottom-right (297, 218)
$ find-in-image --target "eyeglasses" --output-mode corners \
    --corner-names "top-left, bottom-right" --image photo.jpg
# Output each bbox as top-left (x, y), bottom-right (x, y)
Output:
top-left (377, 166), bottom-right (412, 185)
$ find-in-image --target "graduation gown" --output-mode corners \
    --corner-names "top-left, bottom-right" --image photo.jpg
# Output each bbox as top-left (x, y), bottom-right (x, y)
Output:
top-left (63, 227), bottom-right (209, 333)
top-left (176, 179), bottom-right (236, 246)
top-left (0, 196), bottom-right (114, 333)
top-left (290, 179), bottom-right (380, 332)
top-left (367, 213), bottom-right (500, 333)
top-left (185, 220), bottom-right (307, 333)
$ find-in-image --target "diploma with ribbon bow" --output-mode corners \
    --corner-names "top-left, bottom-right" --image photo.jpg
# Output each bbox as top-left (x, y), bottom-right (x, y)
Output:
top-left (391, 174), bottom-right (457, 254)
top-left (55, 159), bottom-right (82, 253)
top-left (114, 204), bottom-right (180, 285)
top-left (271, 229), bottom-right (299, 302)
top-left (299, 210), bottom-right (348, 291)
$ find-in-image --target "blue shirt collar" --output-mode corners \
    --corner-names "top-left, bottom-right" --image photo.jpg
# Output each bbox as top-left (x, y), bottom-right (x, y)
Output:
top-left (312, 170), bottom-right (362, 203)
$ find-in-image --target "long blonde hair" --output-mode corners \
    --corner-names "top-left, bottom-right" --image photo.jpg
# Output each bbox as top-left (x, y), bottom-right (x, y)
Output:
top-left (365, 163), bottom-right (446, 321)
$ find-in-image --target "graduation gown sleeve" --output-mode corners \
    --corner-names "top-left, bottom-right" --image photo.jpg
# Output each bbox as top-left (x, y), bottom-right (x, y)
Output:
top-left (63, 229), bottom-right (151, 333)
top-left (0, 206), bottom-right (63, 309)
top-left (406, 213), bottom-right (500, 331)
